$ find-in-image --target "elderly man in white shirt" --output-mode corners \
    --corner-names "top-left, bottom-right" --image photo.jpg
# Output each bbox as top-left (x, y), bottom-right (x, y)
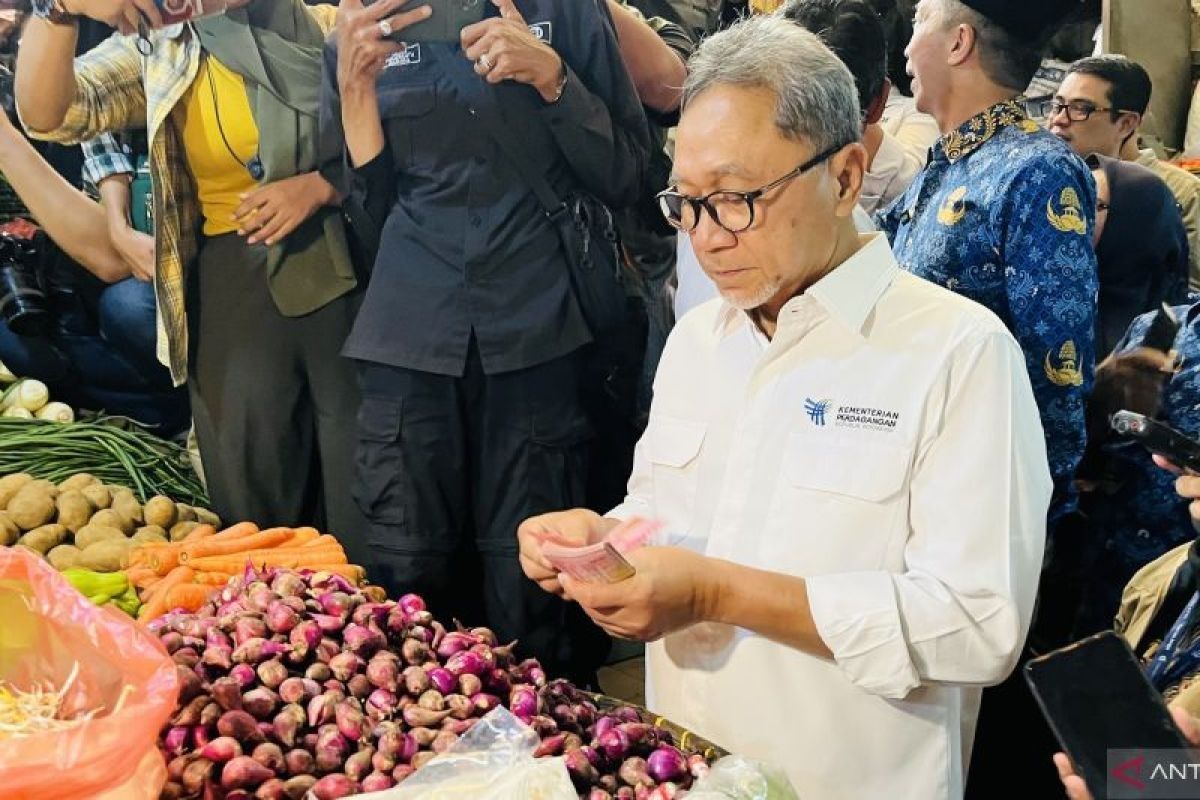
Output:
top-left (519, 15), bottom-right (1050, 800)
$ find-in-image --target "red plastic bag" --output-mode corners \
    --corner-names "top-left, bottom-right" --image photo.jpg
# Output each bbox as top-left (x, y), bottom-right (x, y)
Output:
top-left (0, 547), bottom-right (180, 800)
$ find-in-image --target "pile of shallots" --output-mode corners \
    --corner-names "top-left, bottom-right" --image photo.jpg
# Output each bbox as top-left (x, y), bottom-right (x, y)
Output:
top-left (152, 565), bottom-right (713, 799)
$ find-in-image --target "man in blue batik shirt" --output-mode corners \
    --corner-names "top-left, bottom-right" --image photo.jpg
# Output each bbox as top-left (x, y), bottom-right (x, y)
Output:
top-left (879, 0), bottom-right (1096, 532)
top-left (1075, 303), bottom-right (1200, 636)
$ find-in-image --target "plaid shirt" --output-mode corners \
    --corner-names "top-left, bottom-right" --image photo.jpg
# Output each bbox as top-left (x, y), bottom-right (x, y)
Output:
top-left (80, 132), bottom-right (136, 194)
top-left (24, 8), bottom-right (336, 385)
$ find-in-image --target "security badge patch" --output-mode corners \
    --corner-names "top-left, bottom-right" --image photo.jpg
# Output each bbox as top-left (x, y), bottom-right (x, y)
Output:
top-left (1045, 340), bottom-right (1084, 387)
top-left (384, 44), bottom-right (421, 69)
top-left (1047, 187), bottom-right (1087, 235)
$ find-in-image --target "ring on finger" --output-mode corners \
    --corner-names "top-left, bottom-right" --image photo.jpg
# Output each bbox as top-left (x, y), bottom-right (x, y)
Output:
top-left (377, 19), bottom-right (393, 37)
top-left (477, 53), bottom-right (494, 71)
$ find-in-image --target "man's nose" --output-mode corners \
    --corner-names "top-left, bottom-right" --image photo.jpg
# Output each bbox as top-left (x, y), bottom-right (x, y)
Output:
top-left (690, 208), bottom-right (737, 252)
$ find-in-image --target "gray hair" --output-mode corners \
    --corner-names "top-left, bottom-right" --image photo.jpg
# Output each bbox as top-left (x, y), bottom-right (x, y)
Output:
top-left (682, 14), bottom-right (862, 151)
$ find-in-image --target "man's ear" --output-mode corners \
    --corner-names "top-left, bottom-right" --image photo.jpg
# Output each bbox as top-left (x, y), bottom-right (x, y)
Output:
top-left (947, 22), bottom-right (976, 68)
top-left (832, 142), bottom-right (868, 218)
top-left (1116, 111), bottom-right (1142, 142)
top-left (864, 78), bottom-right (890, 126)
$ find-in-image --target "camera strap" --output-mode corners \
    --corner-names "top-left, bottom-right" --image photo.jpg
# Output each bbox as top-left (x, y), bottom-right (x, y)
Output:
top-left (1146, 590), bottom-right (1200, 690)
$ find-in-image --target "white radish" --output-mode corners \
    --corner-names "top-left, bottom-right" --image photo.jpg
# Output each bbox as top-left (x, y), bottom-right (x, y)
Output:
top-left (34, 402), bottom-right (74, 423)
top-left (1, 405), bottom-right (33, 419)
top-left (4, 379), bottom-right (49, 412)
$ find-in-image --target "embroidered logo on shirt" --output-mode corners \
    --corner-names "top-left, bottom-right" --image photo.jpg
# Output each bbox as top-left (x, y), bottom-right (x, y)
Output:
top-left (936, 186), bottom-right (968, 226)
top-left (1047, 187), bottom-right (1087, 235)
top-left (384, 44), bottom-right (422, 69)
top-left (1045, 340), bottom-right (1084, 387)
top-left (528, 21), bottom-right (552, 42)
top-left (805, 398), bottom-right (833, 427)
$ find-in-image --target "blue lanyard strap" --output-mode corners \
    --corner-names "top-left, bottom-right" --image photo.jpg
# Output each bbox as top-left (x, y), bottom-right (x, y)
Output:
top-left (1147, 591), bottom-right (1200, 690)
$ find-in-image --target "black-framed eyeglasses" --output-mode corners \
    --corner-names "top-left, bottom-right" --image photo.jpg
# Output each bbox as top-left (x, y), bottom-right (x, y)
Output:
top-left (657, 143), bottom-right (848, 234)
top-left (1040, 99), bottom-right (1131, 123)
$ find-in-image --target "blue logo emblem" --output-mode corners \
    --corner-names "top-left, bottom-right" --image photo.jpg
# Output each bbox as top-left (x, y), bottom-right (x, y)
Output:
top-left (805, 398), bottom-right (834, 427)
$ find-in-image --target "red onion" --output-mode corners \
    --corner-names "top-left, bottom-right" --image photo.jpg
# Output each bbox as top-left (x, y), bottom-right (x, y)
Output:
top-left (284, 748), bottom-right (314, 776)
top-left (192, 725), bottom-right (213, 749)
top-left (247, 586), bottom-right (279, 614)
top-left (347, 674), bottom-right (373, 700)
top-left (269, 571), bottom-right (306, 598)
top-left (335, 700), bottom-right (367, 741)
top-left (315, 637), bottom-right (340, 664)
top-left (486, 668), bottom-right (512, 696)
top-left (687, 753), bottom-right (710, 779)
top-left (446, 694), bottom-right (473, 720)
top-left (310, 773), bottom-right (358, 800)
top-left (171, 647), bottom-right (199, 669)
top-left (344, 748), bottom-right (374, 782)
top-left (372, 750), bottom-right (397, 774)
top-left (233, 617), bottom-right (269, 646)
top-left (403, 705), bottom-right (451, 727)
top-left (221, 755), bottom-right (275, 790)
top-left (351, 602), bottom-right (391, 628)
top-left (307, 693), bottom-right (337, 728)
top-left (509, 686), bottom-right (538, 720)
top-left (163, 725), bottom-right (190, 756)
top-left (343, 623), bottom-right (386, 657)
top-left (445, 650), bottom-right (487, 677)
top-left (440, 717), bottom-right (477, 736)
top-left (256, 660), bottom-right (289, 690)
top-left (533, 732), bottom-right (567, 757)
top-left (252, 742), bottom-right (285, 774)
top-left (427, 667), bottom-right (455, 696)
top-left (212, 678), bottom-right (244, 712)
top-left (564, 747), bottom-right (600, 788)
top-left (202, 644), bottom-right (233, 670)
top-left (471, 692), bottom-right (500, 714)
top-left (646, 745), bottom-right (687, 783)
top-left (367, 688), bottom-right (398, 717)
top-left (309, 613), bottom-right (344, 634)
top-left (255, 778), bottom-right (287, 800)
top-left (361, 772), bottom-right (395, 792)
top-left (392, 764), bottom-right (415, 783)
top-left (436, 632), bottom-right (477, 659)
top-left (228, 663), bottom-right (257, 689)
top-left (272, 705), bottom-right (305, 748)
top-left (233, 637), bottom-right (287, 665)
top-left (431, 729), bottom-right (459, 753)
top-left (407, 625), bottom-right (433, 645)
top-left (329, 652), bottom-right (363, 682)
top-left (218, 710), bottom-right (264, 742)
top-left (457, 673), bottom-right (483, 697)
top-left (418, 689), bottom-right (446, 712)
top-left (282, 775), bottom-right (317, 798)
top-left (242, 687), bottom-right (280, 720)
top-left (401, 638), bottom-right (431, 666)
top-left (304, 662), bottom-right (332, 683)
top-left (589, 791), bottom-right (613, 800)
top-left (278, 677), bottom-right (314, 705)
top-left (598, 728), bottom-right (632, 761)
top-left (287, 620), bottom-right (321, 659)
top-left (266, 602), bottom-right (300, 635)
top-left (200, 702), bottom-right (222, 728)
top-left (206, 627), bottom-right (232, 650)
top-left (397, 593), bottom-right (426, 615)
top-left (317, 591), bottom-right (353, 619)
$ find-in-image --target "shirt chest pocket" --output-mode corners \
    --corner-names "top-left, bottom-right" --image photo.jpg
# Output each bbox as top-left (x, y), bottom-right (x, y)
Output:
top-left (378, 83), bottom-right (438, 171)
top-left (772, 433), bottom-right (913, 574)
top-left (646, 415), bottom-right (706, 537)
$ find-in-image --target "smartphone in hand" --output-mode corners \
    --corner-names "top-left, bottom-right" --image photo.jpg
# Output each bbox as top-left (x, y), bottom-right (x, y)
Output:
top-left (366, 0), bottom-right (486, 43)
top-left (154, 0), bottom-right (227, 25)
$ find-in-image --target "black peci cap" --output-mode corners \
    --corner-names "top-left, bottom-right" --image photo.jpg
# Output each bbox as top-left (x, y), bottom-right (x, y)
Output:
top-left (959, 0), bottom-right (1084, 40)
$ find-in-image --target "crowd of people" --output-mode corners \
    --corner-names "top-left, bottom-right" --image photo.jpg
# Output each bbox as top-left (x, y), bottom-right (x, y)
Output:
top-left (4, 0), bottom-right (1200, 796)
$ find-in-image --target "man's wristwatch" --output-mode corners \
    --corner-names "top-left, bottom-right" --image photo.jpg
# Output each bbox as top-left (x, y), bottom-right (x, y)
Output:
top-left (31, 0), bottom-right (78, 25)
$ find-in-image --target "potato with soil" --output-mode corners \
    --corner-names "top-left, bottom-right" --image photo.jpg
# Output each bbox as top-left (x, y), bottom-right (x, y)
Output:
top-left (55, 490), bottom-right (94, 534)
top-left (82, 484), bottom-right (112, 510)
top-left (0, 473), bottom-right (32, 507)
top-left (132, 525), bottom-right (169, 545)
top-left (0, 511), bottom-right (18, 546)
top-left (143, 496), bottom-right (177, 529)
top-left (7, 490), bottom-right (56, 531)
top-left (74, 524), bottom-right (127, 551)
top-left (88, 509), bottom-right (133, 536)
top-left (79, 539), bottom-right (135, 572)
top-left (111, 491), bottom-right (143, 526)
top-left (169, 521), bottom-right (201, 542)
top-left (193, 507), bottom-right (221, 528)
top-left (47, 544), bottom-right (83, 570)
top-left (59, 473), bottom-right (99, 492)
top-left (18, 524), bottom-right (68, 554)
top-left (175, 503), bottom-right (197, 523)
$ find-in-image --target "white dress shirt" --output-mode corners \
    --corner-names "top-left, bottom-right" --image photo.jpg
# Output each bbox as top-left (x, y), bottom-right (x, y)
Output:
top-left (611, 234), bottom-right (1051, 800)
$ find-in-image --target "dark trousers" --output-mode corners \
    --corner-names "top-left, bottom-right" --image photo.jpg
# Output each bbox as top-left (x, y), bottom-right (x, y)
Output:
top-left (187, 233), bottom-right (367, 563)
top-left (0, 274), bottom-right (189, 435)
top-left (354, 343), bottom-right (610, 685)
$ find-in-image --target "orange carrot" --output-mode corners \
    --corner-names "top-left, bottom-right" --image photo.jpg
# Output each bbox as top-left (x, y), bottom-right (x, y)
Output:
top-left (124, 566), bottom-right (156, 586)
top-left (283, 528), bottom-right (321, 546)
top-left (192, 571), bottom-right (236, 586)
top-left (183, 524), bottom-right (217, 542)
top-left (138, 565), bottom-right (194, 621)
top-left (131, 542), bottom-right (182, 575)
top-left (164, 583), bottom-right (214, 613)
top-left (210, 522), bottom-right (260, 542)
top-left (303, 534), bottom-right (340, 548)
top-left (186, 548), bottom-right (346, 574)
top-left (179, 529), bottom-right (294, 563)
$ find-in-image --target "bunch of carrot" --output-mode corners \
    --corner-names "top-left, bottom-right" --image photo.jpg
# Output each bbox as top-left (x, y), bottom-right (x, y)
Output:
top-left (125, 522), bottom-right (365, 621)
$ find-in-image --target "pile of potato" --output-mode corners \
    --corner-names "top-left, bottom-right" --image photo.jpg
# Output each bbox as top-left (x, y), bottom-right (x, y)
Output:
top-left (0, 472), bottom-right (221, 572)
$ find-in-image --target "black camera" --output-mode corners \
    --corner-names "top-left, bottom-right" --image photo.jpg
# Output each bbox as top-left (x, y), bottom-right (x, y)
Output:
top-left (0, 233), bottom-right (49, 336)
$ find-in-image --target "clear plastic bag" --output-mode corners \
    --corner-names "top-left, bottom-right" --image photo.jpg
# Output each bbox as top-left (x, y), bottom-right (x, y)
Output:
top-left (684, 756), bottom-right (801, 800)
top-left (346, 706), bottom-right (577, 800)
top-left (0, 547), bottom-right (180, 800)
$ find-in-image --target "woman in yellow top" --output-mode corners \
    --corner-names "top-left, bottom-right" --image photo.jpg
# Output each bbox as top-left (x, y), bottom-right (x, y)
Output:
top-left (16, 0), bottom-right (368, 558)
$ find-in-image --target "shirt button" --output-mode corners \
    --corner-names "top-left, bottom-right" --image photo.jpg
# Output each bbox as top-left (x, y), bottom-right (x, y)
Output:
top-left (470, 215), bottom-right (482, 227)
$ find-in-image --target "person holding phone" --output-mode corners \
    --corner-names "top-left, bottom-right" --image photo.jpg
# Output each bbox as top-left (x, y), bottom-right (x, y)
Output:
top-left (323, 0), bottom-right (651, 685)
top-left (15, 0), bottom-right (368, 561)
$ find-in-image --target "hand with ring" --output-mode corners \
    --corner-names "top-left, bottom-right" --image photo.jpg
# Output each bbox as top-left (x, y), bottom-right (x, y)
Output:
top-left (336, 0), bottom-right (432, 96)
top-left (461, 0), bottom-right (565, 101)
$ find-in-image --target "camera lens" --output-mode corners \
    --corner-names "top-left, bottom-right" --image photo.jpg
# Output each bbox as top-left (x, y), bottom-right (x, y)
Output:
top-left (0, 236), bottom-right (50, 336)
